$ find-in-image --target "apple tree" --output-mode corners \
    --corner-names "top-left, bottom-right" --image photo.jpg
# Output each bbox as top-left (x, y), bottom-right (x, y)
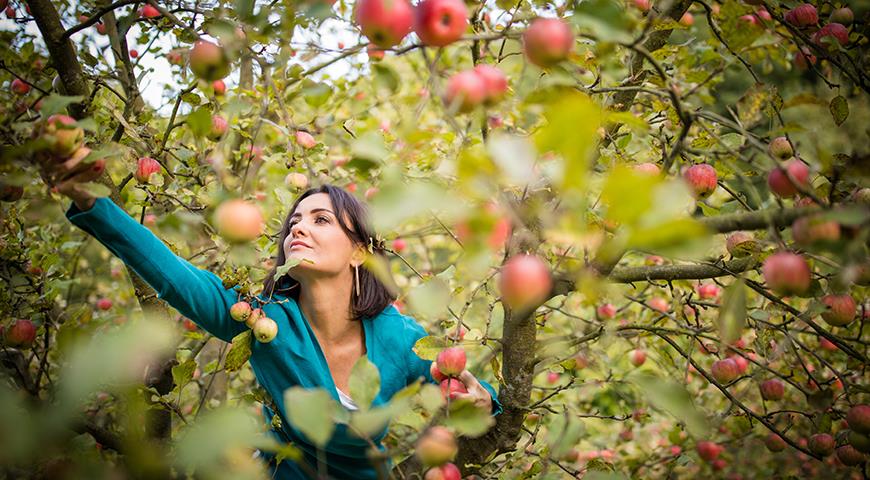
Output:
top-left (0, 0), bottom-right (868, 478)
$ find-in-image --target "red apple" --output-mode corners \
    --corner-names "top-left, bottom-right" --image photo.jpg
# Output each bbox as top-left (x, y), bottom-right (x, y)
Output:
top-left (696, 283), bottom-right (721, 300)
top-left (416, 426), bottom-right (457, 466)
top-left (768, 136), bottom-right (794, 160)
top-left (820, 294), bottom-right (855, 327)
top-left (812, 23), bottom-right (849, 49)
top-left (129, 49), bottom-right (139, 58)
top-left (44, 114), bottom-right (85, 157)
top-left (166, 49), bottom-right (184, 65)
top-left (546, 371), bottom-right (560, 384)
top-left (648, 297), bottom-right (669, 313)
top-left (696, 441), bottom-right (723, 462)
top-left (760, 379), bottom-right (784, 400)
top-left (794, 47), bottom-right (817, 70)
top-left (366, 44), bottom-right (385, 61)
top-left (683, 163), bottom-right (718, 199)
top-left (725, 231), bottom-right (755, 257)
top-left (597, 303), bottom-right (617, 319)
top-left (189, 40), bottom-right (230, 81)
top-left (739, 14), bottom-right (759, 27)
top-left (285, 172), bottom-right (309, 190)
top-left (522, 18), bottom-right (573, 68)
top-left (731, 355), bottom-right (749, 374)
top-left (755, 8), bottom-right (771, 22)
top-left (785, 4), bottom-right (817, 27)
top-left (430, 362), bottom-right (447, 382)
top-left (836, 445), bottom-right (866, 466)
top-left (295, 131), bottom-right (317, 149)
top-left (424, 463), bottom-right (461, 480)
top-left (762, 252), bottom-right (811, 295)
top-left (135, 156), bottom-right (161, 183)
top-left (792, 216), bottom-right (840, 245)
top-left (230, 301), bottom-right (252, 322)
top-left (414, 0), bottom-right (468, 47)
top-left (634, 0), bottom-right (651, 12)
top-left (634, 162), bottom-right (660, 176)
top-left (498, 254), bottom-right (552, 310)
top-left (629, 349), bottom-right (646, 367)
top-left (5, 319), bottom-right (36, 348)
top-left (212, 79), bottom-right (226, 96)
top-left (764, 433), bottom-right (787, 452)
top-left (808, 433), bottom-right (835, 456)
top-left (354, 0), bottom-right (414, 48)
top-left (711, 358), bottom-right (740, 383)
top-left (139, 4), bottom-right (161, 18)
top-left (245, 308), bottom-right (263, 329)
top-left (253, 317), bottom-right (278, 342)
top-left (392, 238), bottom-right (407, 252)
top-left (846, 405), bottom-right (870, 434)
top-left (436, 347), bottom-right (466, 377)
top-left (208, 114), bottom-right (228, 140)
top-left (444, 70), bottom-right (487, 113)
top-left (440, 378), bottom-right (468, 399)
top-left (472, 64), bottom-right (508, 104)
top-left (10, 78), bottom-right (30, 95)
top-left (96, 298), bottom-right (113, 311)
top-left (214, 199), bottom-right (264, 243)
top-left (819, 337), bottom-right (837, 351)
top-left (829, 8), bottom-right (853, 26)
top-left (679, 12), bottom-right (694, 26)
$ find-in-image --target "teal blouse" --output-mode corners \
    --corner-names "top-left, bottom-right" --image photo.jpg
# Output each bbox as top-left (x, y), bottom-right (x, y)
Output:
top-left (66, 198), bottom-right (502, 479)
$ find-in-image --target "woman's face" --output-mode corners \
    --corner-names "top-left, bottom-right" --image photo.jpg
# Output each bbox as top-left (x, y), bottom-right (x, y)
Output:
top-left (283, 193), bottom-right (359, 280)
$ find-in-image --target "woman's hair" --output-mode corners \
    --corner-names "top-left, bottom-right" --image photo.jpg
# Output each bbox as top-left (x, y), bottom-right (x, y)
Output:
top-left (262, 184), bottom-right (396, 320)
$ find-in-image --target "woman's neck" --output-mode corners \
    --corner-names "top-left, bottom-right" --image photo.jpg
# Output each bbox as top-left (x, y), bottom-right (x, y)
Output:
top-left (297, 273), bottom-right (359, 345)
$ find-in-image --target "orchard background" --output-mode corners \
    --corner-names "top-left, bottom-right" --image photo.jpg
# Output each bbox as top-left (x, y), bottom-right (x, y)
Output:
top-left (0, 0), bottom-right (869, 478)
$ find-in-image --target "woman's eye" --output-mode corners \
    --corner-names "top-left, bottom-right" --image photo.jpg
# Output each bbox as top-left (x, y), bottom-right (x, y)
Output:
top-left (316, 216), bottom-right (329, 224)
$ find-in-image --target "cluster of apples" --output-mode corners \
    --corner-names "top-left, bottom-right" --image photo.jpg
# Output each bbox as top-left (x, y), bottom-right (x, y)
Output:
top-left (229, 301), bottom-right (277, 343)
top-left (34, 114), bottom-right (106, 188)
top-left (416, 426), bottom-right (460, 479)
top-left (443, 64), bottom-right (507, 113)
top-left (430, 346), bottom-right (468, 399)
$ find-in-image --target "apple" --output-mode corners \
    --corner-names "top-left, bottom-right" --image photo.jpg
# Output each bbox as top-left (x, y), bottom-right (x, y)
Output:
top-left (354, 0), bottom-right (414, 48)
top-left (696, 283), bottom-right (720, 300)
top-left (143, 214), bottom-right (157, 227)
top-left (634, 0), bottom-right (651, 12)
top-left (4, 6), bottom-right (14, 19)
top-left (436, 347), bottom-right (466, 377)
top-left (414, 0), bottom-right (468, 47)
top-left (696, 441), bottom-right (723, 462)
top-left (366, 44), bottom-right (385, 61)
top-left (96, 22), bottom-right (107, 35)
top-left (785, 4), bottom-right (817, 27)
top-left (835, 445), bottom-right (866, 466)
top-left (472, 64), bottom-right (508, 104)
top-left (724, 231), bottom-right (755, 257)
top-left (813, 23), bottom-right (849, 49)
top-left (416, 426), bottom-right (457, 466)
top-left (846, 405), bottom-right (870, 434)
top-left (424, 463), bottom-right (461, 480)
top-left (392, 238), bottom-right (407, 252)
top-left (295, 131), bottom-right (317, 149)
top-left (629, 349), bottom-right (646, 367)
top-left (444, 70), bottom-right (487, 113)
top-left (794, 47), bottom-right (817, 70)
top-left (430, 362), bottom-right (447, 382)
top-left (808, 433), bottom-right (835, 456)
top-left (768, 136), bottom-right (793, 160)
top-left (285, 172), bottom-right (309, 190)
top-left (440, 378), bottom-right (468, 399)
top-left (711, 358), bottom-right (740, 383)
top-left (634, 162), bottom-right (660, 176)
top-left (792, 216), bottom-right (840, 245)
top-left (166, 49), bottom-right (184, 65)
top-left (829, 7), bottom-right (853, 26)
top-left (44, 114), bottom-right (84, 157)
top-left (129, 49), bottom-right (139, 58)
top-left (522, 18), bottom-right (573, 68)
top-left (214, 199), bottom-right (264, 243)
top-left (762, 252), bottom-right (811, 295)
top-left (731, 355), bottom-right (749, 374)
top-left (96, 298), bottom-right (113, 311)
top-left (498, 254), bottom-right (552, 310)
top-left (253, 317), bottom-right (278, 342)
top-left (212, 79), bottom-right (226, 96)
top-left (365, 187), bottom-right (379, 199)
top-left (245, 308), bottom-right (264, 329)
top-left (848, 431), bottom-right (870, 454)
top-left (10, 78), bottom-right (30, 95)
top-left (346, 182), bottom-right (357, 193)
top-left (208, 114), bottom-right (228, 140)
top-left (449, 325), bottom-right (466, 341)
top-left (819, 337), bottom-right (837, 351)
top-left (764, 433), bottom-right (787, 452)
top-left (546, 371), bottom-right (560, 384)
top-left (189, 40), bottom-right (230, 81)
top-left (679, 12), bottom-right (693, 26)
top-left (645, 255), bottom-right (664, 266)
top-left (230, 301), bottom-right (252, 322)
top-left (135, 156), bottom-right (161, 183)
top-left (648, 297), bottom-right (669, 313)
top-left (597, 303), bottom-right (617, 319)
top-left (682, 163), bottom-right (717, 199)
top-left (139, 4), bottom-right (160, 18)
top-left (5, 319), bottom-right (36, 348)
top-left (754, 8), bottom-right (771, 22)
top-left (242, 145), bottom-right (263, 162)
top-left (759, 379), bottom-right (784, 400)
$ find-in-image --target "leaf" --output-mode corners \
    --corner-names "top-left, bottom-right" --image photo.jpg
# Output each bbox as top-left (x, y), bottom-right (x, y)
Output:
top-left (174, 407), bottom-right (263, 472)
top-left (273, 257), bottom-right (302, 279)
top-left (284, 387), bottom-right (337, 448)
top-left (601, 165), bottom-right (659, 226)
top-left (348, 356), bottom-right (381, 411)
top-left (172, 359), bottom-right (197, 388)
top-left (534, 92), bottom-right (602, 193)
top-left (442, 397), bottom-right (495, 437)
top-left (302, 80), bottom-right (332, 108)
top-left (372, 63), bottom-right (399, 93)
top-left (545, 413), bottom-right (585, 459)
top-left (224, 330), bottom-right (252, 372)
top-left (412, 336), bottom-right (449, 362)
top-left (717, 279), bottom-right (746, 345)
top-left (407, 277), bottom-right (451, 320)
top-left (632, 374), bottom-right (709, 437)
top-left (829, 95), bottom-right (848, 126)
top-left (186, 107), bottom-right (213, 138)
top-left (78, 182), bottom-right (112, 198)
top-left (39, 95), bottom-right (85, 118)
top-left (348, 396), bottom-right (411, 438)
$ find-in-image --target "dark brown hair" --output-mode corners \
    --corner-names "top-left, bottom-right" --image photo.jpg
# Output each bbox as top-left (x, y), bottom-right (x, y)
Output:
top-left (262, 184), bottom-right (395, 320)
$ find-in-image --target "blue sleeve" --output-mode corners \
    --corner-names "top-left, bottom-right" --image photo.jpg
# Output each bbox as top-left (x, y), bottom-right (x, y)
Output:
top-left (405, 320), bottom-right (503, 417)
top-left (65, 198), bottom-right (247, 343)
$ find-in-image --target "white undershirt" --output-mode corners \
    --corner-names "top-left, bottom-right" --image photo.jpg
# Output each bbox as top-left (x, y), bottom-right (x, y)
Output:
top-left (337, 387), bottom-right (358, 410)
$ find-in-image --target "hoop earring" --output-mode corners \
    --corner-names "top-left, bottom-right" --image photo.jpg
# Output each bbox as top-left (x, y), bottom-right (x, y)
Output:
top-left (354, 264), bottom-right (360, 298)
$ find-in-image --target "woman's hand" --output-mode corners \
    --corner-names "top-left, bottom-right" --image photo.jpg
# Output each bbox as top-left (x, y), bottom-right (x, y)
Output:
top-left (35, 148), bottom-right (103, 210)
top-left (451, 370), bottom-right (493, 413)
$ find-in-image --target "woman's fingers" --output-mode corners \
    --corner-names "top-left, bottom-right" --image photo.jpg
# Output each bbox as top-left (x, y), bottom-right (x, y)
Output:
top-left (54, 159), bottom-right (104, 195)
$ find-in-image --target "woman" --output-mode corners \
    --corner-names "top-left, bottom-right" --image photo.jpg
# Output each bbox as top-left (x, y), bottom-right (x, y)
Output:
top-left (42, 159), bottom-right (502, 479)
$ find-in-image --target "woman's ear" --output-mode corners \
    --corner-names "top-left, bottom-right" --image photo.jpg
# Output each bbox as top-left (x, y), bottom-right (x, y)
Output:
top-left (351, 244), bottom-right (367, 268)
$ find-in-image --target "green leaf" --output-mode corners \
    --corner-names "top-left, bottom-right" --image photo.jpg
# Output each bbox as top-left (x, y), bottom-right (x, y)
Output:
top-left (302, 80), bottom-right (332, 108)
top-left (601, 165), bottom-right (659, 225)
top-left (174, 407), bottom-right (263, 472)
top-left (829, 95), bottom-right (848, 126)
top-left (545, 413), bottom-right (585, 459)
top-left (571, 0), bottom-right (632, 43)
top-left (412, 336), bottom-right (449, 362)
top-left (224, 330), bottom-right (252, 372)
top-left (632, 374), bottom-right (709, 437)
top-left (39, 95), bottom-right (85, 118)
top-left (442, 397), bottom-right (495, 437)
top-left (172, 359), bottom-right (197, 388)
top-left (535, 93), bottom-right (602, 193)
top-left (78, 182), bottom-right (112, 198)
top-left (717, 279), bottom-right (746, 345)
top-left (186, 107), bottom-right (213, 138)
top-left (284, 387), bottom-right (337, 448)
top-left (348, 356), bottom-right (381, 411)
top-left (273, 257), bottom-right (303, 279)
top-left (372, 63), bottom-right (399, 93)
top-left (348, 397), bottom-right (411, 438)
top-left (350, 131), bottom-right (388, 166)
top-left (407, 277), bottom-right (451, 320)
